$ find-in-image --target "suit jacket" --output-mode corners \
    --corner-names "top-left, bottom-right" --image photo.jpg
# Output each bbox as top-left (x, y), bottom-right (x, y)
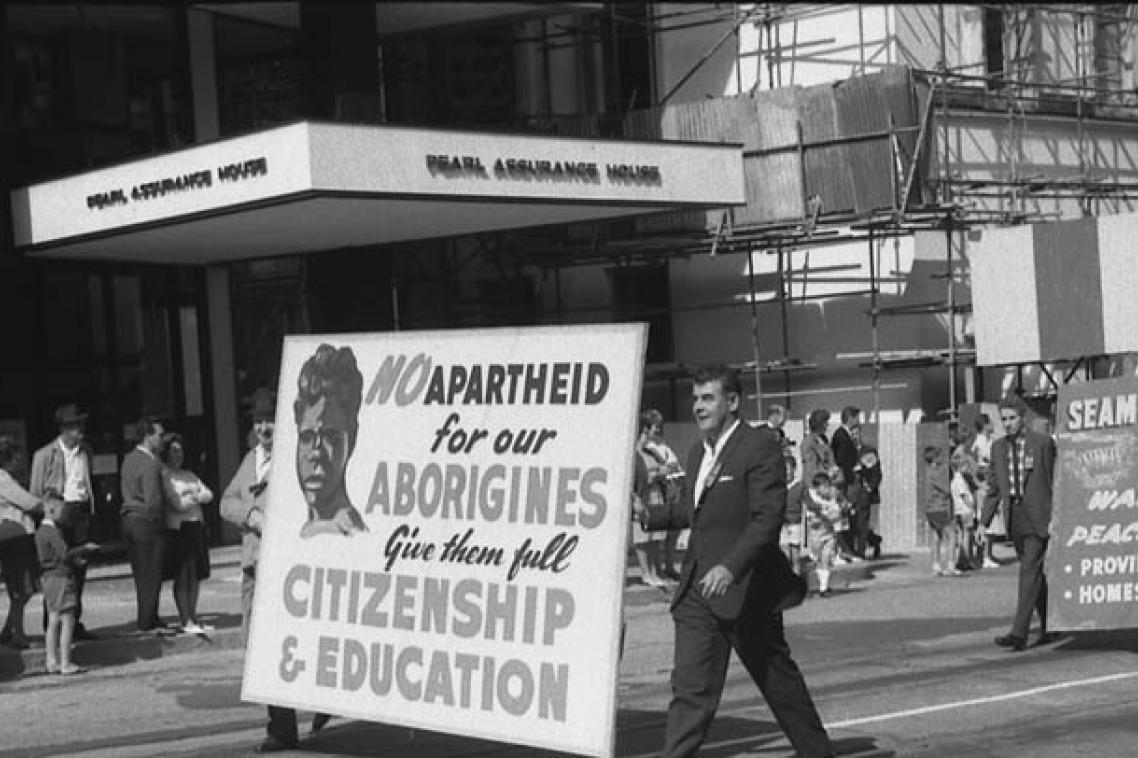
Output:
top-left (30, 439), bottom-right (94, 509)
top-left (981, 430), bottom-right (1055, 539)
top-left (220, 448), bottom-right (270, 570)
top-left (830, 426), bottom-right (859, 487)
top-left (644, 422), bottom-right (802, 620)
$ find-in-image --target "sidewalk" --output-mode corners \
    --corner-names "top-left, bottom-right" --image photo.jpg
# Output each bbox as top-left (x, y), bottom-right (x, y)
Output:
top-left (0, 545), bottom-right (883, 681)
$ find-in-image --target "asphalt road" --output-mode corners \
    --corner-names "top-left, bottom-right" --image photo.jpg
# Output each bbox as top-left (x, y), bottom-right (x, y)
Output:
top-left (3, 554), bottom-right (1138, 757)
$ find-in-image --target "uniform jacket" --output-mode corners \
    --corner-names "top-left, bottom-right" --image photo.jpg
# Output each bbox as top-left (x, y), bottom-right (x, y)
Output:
top-left (982, 430), bottom-right (1056, 539)
top-left (220, 448), bottom-right (270, 570)
top-left (644, 422), bottom-right (803, 620)
top-left (29, 439), bottom-right (94, 509)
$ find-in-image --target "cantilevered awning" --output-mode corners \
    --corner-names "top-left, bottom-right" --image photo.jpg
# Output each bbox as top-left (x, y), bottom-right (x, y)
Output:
top-left (10, 121), bottom-right (744, 264)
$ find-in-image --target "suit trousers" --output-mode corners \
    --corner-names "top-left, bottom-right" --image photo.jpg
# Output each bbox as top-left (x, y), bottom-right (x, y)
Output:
top-left (120, 514), bottom-right (167, 631)
top-left (241, 570), bottom-right (299, 743)
top-left (661, 588), bottom-right (833, 758)
top-left (1010, 533), bottom-right (1049, 639)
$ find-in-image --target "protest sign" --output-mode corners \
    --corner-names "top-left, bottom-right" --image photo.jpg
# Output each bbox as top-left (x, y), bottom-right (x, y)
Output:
top-left (243, 324), bottom-right (647, 757)
top-left (1049, 375), bottom-right (1138, 631)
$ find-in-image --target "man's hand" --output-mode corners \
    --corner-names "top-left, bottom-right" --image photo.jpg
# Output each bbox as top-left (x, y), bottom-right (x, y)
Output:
top-left (698, 564), bottom-right (734, 599)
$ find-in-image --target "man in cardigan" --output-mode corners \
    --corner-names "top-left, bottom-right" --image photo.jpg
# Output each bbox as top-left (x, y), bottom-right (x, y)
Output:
top-left (221, 389), bottom-right (329, 752)
top-left (981, 395), bottom-right (1059, 651)
top-left (30, 403), bottom-right (97, 640)
top-left (641, 365), bottom-right (831, 758)
top-left (119, 415), bottom-right (167, 634)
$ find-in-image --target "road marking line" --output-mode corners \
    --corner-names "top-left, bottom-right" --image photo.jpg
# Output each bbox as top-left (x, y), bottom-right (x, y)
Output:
top-left (623, 670), bottom-right (1138, 758)
top-left (825, 669), bottom-right (1138, 729)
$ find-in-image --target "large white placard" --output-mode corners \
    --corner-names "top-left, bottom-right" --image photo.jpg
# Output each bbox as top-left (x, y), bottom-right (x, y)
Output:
top-left (244, 324), bottom-right (647, 757)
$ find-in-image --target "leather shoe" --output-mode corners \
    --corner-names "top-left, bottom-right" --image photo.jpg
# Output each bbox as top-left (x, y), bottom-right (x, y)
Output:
top-left (311, 713), bottom-right (332, 733)
top-left (1033, 632), bottom-right (1062, 647)
top-left (995, 634), bottom-right (1026, 651)
top-left (254, 736), bottom-right (298, 753)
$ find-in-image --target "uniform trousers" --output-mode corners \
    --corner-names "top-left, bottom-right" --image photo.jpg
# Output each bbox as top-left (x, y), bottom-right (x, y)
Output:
top-left (661, 587), bottom-right (833, 758)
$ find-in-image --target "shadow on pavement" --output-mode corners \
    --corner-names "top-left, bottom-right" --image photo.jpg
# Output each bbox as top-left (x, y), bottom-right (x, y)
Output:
top-left (1053, 629), bottom-right (1138, 653)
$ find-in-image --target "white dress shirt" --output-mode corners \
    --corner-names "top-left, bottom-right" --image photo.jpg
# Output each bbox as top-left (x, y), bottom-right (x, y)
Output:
top-left (693, 419), bottom-right (741, 510)
top-left (60, 439), bottom-right (90, 502)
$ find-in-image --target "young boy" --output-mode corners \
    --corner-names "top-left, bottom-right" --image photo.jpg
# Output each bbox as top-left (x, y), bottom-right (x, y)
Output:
top-left (924, 446), bottom-right (957, 576)
top-left (35, 501), bottom-right (98, 675)
top-left (803, 472), bottom-right (844, 597)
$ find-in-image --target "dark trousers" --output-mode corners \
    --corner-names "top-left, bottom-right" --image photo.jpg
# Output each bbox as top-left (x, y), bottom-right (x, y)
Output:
top-left (1010, 533), bottom-right (1049, 639)
top-left (120, 514), bottom-right (167, 631)
top-left (849, 504), bottom-right (872, 558)
top-left (661, 589), bottom-right (833, 758)
top-left (242, 569), bottom-right (301, 744)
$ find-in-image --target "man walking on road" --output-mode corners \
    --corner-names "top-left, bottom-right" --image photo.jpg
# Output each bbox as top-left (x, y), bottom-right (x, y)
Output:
top-left (30, 404), bottom-right (97, 640)
top-left (221, 389), bottom-right (330, 752)
top-left (641, 365), bottom-right (833, 758)
top-left (982, 395), bottom-right (1059, 652)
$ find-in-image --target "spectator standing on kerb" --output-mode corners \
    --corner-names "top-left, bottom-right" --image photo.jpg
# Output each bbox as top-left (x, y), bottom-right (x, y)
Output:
top-left (36, 499), bottom-right (98, 674)
top-left (161, 433), bottom-right (213, 635)
top-left (0, 436), bottom-right (43, 649)
top-left (631, 411), bottom-right (670, 589)
top-left (923, 446), bottom-right (958, 577)
top-left (971, 413), bottom-right (1002, 568)
top-left (780, 456), bottom-right (805, 574)
top-left (29, 404), bottom-right (97, 641)
top-left (638, 408), bottom-right (685, 582)
top-left (120, 416), bottom-right (169, 634)
top-left (830, 406), bottom-right (861, 561)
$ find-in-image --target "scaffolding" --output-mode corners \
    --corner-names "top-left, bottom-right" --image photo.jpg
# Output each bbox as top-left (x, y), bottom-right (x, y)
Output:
top-left (390, 3), bottom-right (1138, 421)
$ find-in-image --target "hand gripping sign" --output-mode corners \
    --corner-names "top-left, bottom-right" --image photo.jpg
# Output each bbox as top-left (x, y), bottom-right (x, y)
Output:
top-left (243, 324), bottom-right (647, 757)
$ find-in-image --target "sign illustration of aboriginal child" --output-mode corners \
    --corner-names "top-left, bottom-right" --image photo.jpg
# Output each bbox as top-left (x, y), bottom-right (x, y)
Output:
top-left (295, 343), bottom-right (369, 538)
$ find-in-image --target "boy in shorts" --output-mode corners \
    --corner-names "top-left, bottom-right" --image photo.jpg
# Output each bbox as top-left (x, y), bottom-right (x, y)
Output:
top-left (35, 501), bottom-right (98, 674)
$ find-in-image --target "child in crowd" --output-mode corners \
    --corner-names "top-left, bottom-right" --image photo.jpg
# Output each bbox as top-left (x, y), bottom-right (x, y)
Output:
top-left (850, 446), bottom-right (883, 559)
top-left (804, 472), bottom-right (843, 597)
top-left (780, 456), bottom-right (804, 574)
top-left (924, 446), bottom-right (958, 576)
top-left (35, 501), bottom-right (98, 675)
top-left (951, 450), bottom-right (980, 571)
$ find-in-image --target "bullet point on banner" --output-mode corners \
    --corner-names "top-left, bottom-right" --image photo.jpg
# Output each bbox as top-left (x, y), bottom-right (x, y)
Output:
top-left (1064, 591), bottom-right (1073, 600)
top-left (1065, 565), bottom-right (1073, 574)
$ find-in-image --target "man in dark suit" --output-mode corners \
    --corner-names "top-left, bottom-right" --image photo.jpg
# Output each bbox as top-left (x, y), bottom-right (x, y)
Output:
top-left (830, 406), bottom-right (861, 557)
top-left (641, 365), bottom-right (833, 758)
top-left (981, 396), bottom-right (1058, 652)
